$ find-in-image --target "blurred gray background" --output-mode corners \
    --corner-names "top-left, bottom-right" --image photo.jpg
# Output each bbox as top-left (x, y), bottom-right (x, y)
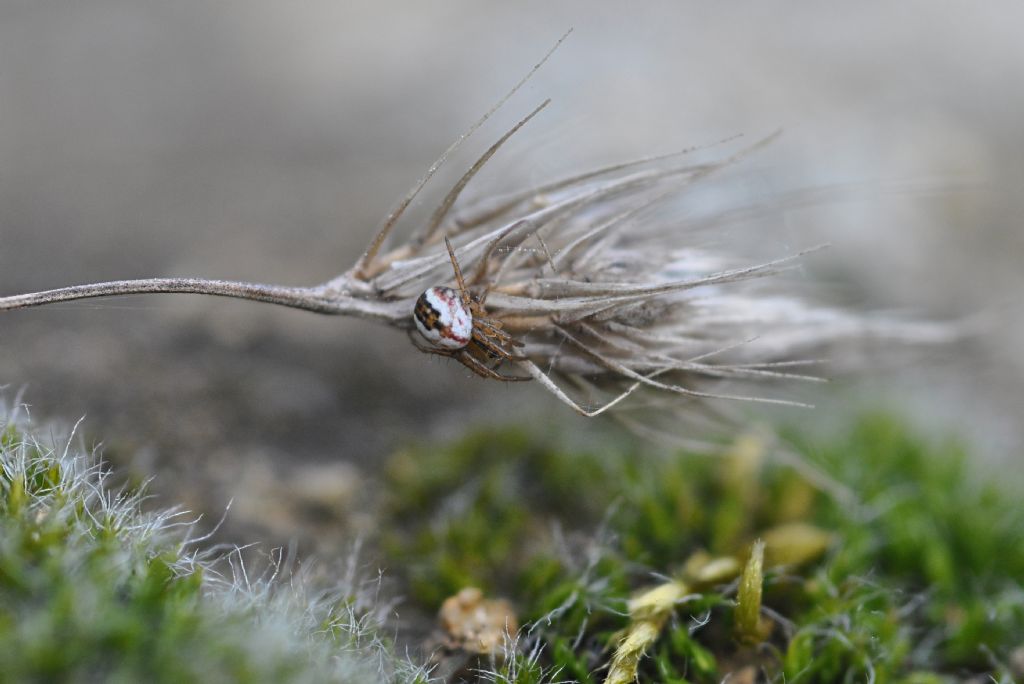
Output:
top-left (1, 1), bottom-right (1022, 550)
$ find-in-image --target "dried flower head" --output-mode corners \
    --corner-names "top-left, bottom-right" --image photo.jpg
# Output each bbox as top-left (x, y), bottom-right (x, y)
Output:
top-left (0, 32), bottom-right (956, 433)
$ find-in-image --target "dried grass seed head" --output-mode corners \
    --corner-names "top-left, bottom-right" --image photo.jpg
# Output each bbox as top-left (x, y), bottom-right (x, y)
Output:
top-left (0, 31), bottom-right (960, 429)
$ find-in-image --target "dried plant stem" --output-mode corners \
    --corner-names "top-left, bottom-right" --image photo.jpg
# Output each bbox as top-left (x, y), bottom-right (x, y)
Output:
top-left (0, 278), bottom-right (406, 323)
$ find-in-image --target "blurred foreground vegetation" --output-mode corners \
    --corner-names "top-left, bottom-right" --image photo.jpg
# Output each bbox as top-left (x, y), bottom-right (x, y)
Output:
top-left (1, 412), bottom-right (1022, 682)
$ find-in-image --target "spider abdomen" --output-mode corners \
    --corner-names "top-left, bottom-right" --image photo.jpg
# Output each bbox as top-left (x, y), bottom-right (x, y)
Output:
top-left (414, 286), bottom-right (473, 349)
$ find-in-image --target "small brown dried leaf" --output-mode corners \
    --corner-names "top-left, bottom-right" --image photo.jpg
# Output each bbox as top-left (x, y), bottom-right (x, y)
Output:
top-left (438, 587), bottom-right (518, 655)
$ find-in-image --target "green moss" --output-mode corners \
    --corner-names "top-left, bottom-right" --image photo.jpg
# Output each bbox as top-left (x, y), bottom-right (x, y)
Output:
top-left (0, 420), bottom-right (422, 683)
top-left (4, 409), bottom-right (1020, 682)
top-left (382, 416), bottom-right (1024, 682)
top-left (790, 415), bottom-right (1024, 673)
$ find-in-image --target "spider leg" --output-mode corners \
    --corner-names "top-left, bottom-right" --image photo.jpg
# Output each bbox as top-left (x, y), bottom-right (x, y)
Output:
top-left (468, 303), bottom-right (506, 333)
top-left (456, 349), bottom-right (531, 382)
top-left (445, 244), bottom-right (523, 352)
top-left (474, 316), bottom-right (509, 340)
top-left (470, 307), bottom-right (511, 336)
top-left (466, 285), bottom-right (526, 353)
top-left (443, 237), bottom-right (473, 310)
top-left (474, 316), bottom-right (525, 350)
top-left (471, 329), bottom-right (526, 362)
top-left (471, 330), bottom-right (515, 360)
top-left (409, 329), bottom-right (526, 380)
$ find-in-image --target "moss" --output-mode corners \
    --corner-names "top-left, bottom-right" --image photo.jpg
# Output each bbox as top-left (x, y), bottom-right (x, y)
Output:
top-left (382, 416), bottom-right (1024, 682)
top-left (3, 408), bottom-right (1020, 682)
top-left (0, 420), bottom-right (424, 683)
top-left (790, 415), bottom-right (1024, 673)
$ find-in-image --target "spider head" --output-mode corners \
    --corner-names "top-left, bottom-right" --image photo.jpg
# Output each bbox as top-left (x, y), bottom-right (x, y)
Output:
top-left (413, 286), bottom-right (473, 350)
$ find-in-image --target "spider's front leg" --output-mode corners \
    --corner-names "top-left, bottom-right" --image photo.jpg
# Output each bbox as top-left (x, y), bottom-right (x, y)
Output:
top-left (471, 328), bottom-right (526, 363)
top-left (473, 316), bottom-right (525, 348)
top-left (456, 348), bottom-right (531, 382)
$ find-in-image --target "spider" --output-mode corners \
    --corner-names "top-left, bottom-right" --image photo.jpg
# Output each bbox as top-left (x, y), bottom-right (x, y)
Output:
top-left (411, 237), bottom-right (529, 381)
